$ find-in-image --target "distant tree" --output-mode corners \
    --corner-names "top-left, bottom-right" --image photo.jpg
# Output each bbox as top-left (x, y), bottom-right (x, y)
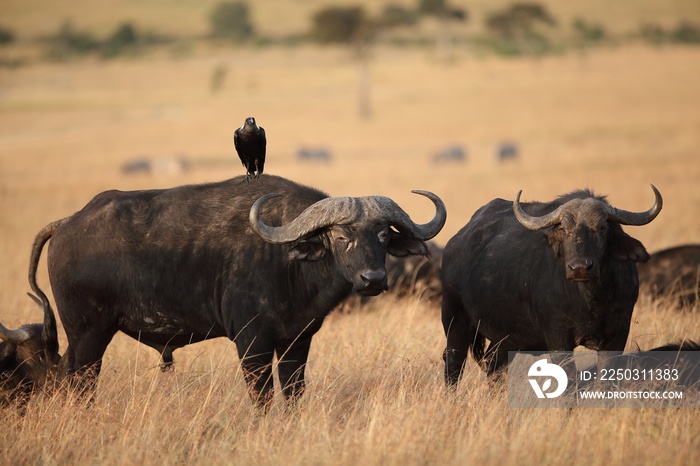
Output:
top-left (640, 23), bottom-right (667, 45)
top-left (209, 2), bottom-right (254, 41)
top-left (672, 21), bottom-right (700, 44)
top-left (640, 21), bottom-right (700, 46)
top-left (572, 18), bottom-right (606, 45)
top-left (44, 21), bottom-right (99, 60)
top-left (417, 0), bottom-right (467, 21)
top-left (418, 0), bottom-right (446, 16)
top-left (0, 25), bottom-right (15, 45)
top-left (102, 22), bottom-right (139, 57)
top-left (486, 3), bottom-right (555, 38)
top-left (416, 0), bottom-right (468, 62)
top-left (485, 2), bottom-right (556, 56)
top-left (379, 5), bottom-right (418, 29)
top-left (310, 6), bottom-right (369, 44)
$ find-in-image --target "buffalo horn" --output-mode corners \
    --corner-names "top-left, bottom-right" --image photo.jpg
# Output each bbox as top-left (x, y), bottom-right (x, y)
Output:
top-left (513, 190), bottom-right (565, 230)
top-left (605, 184), bottom-right (663, 226)
top-left (250, 191), bottom-right (447, 244)
top-left (0, 323), bottom-right (31, 344)
top-left (383, 190), bottom-right (447, 240)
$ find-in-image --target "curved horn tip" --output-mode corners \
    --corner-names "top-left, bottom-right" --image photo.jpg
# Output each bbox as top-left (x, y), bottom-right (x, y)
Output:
top-left (515, 190), bottom-right (524, 202)
top-left (410, 189), bottom-right (443, 204)
top-left (26, 292), bottom-right (43, 307)
top-left (402, 190), bottom-right (447, 240)
top-left (650, 183), bottom-right (662, 205)
top-left (259, 193), bottom-right (283, 202)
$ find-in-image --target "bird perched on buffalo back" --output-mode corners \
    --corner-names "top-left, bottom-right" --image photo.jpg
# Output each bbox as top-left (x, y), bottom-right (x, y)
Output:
top-left (234, 116), bottom-right (266, 181)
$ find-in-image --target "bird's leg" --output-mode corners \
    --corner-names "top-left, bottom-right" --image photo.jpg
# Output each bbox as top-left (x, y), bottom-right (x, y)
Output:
top-left (254, 160), bottom-right (260, 179)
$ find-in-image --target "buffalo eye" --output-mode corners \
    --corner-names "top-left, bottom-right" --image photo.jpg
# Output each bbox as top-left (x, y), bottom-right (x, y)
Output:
top-left (377, 228), bottom-right (389, 246)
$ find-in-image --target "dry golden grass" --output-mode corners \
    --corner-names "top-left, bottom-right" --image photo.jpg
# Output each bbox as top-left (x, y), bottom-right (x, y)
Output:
top-left (0, 38), bottom-right (699, 464)
top-left (1, 299), bottom-right (698, 465)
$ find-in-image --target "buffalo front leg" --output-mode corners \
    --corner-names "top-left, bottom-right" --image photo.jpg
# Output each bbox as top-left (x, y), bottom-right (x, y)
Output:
top-left (238, 347), bottom-right (275, 409)
top-left (276, 336), bottom-right (313, 403)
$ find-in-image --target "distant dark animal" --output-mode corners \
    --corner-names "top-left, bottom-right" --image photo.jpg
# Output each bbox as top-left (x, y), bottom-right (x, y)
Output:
top-left (0, 175), bottom-right (446, 407)
top-left (297, 146), bottom-right (332, 162)
top-left (121, 156), bottom-right (191, 176)
top-left (496, 142), bottom-right (519, 162)
top-left (432, 145), bottom-right (466, 163)
top-left (122, 158), bottom-right (151, 175)
top-left (637, 244), bottom-right (700, 306)
top-left (441, 185), bottom-right (662, 384)
top-left (234, 116), bottom-right (266, 181)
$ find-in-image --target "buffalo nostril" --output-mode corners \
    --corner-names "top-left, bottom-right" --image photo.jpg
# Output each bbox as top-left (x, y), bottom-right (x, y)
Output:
top-left (568, 258), bottom-right (594, 271)
top-left (360, 270), bottom-right (386, 285)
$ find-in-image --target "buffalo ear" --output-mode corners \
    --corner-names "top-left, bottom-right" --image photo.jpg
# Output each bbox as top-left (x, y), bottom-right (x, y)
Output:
top-left (544, 228), bottom-right (564, 257)
top-left (387, 235), bottom-right (428, 257)
top-left (288, 241), bottom-right (327, 261)
top-left (609, 228), bottom-right (650, 263)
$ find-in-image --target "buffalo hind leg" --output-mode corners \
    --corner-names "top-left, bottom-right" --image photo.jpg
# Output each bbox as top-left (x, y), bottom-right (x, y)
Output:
top-left (61, 328), bottom-right (115, 400)
top-left (442, 295), bottom-right (473, 386)
top-left (276, 336), bottom-right (313, 404)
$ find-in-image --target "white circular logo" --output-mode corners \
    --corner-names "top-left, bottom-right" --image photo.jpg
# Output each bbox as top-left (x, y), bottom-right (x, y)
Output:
top-left (528, 358), bottom-right (568, 399)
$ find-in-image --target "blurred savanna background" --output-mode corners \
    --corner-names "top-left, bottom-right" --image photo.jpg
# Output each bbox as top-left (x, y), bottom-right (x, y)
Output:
top-left (1, 1), bottom-right (699, 464)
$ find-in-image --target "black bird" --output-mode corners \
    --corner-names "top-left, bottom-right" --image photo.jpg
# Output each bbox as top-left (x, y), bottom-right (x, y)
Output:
top-left (234, 116), bottom-right (266, 181)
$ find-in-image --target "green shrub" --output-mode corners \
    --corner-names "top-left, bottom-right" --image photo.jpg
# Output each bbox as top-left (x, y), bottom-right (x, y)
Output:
top-left (672, 21), bottom-right (700, 44)
top-left (417, 0), bottom-right (447, 16)
top-left (209, 2), bottom-right (254, 41)
top-left (102, 22), bottom-right (139, 57)
top-left (572, 18), bottom-right (606, 44)
top-left (379, 5), bottom-right (418, 28)
top-left (0, 25), bottom-right (15, 45)
top-left (640, 21), bottom-right (700, 45)
top-left (44, 21), bottom-right (99, 60)
top-left (310, 6), bottom-right (369, 44)
top-left (484, 2), bottom-right (556, 56)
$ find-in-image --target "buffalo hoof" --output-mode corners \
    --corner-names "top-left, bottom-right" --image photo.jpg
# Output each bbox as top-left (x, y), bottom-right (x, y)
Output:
top-left (159, 361), bottom-right (174, 372)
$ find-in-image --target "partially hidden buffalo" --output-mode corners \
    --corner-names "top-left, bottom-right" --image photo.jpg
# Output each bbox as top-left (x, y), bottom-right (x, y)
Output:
top-left (441, 185), bottom-right (662, 384)
top-left (637, 244), bottom-right (700, 307)
top-left (0, 175), bottom-right (446, 406)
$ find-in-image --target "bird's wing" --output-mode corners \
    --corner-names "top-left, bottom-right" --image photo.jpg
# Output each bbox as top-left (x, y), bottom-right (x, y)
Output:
top-left (233, 129), bottom-right (240, 151)
top-left (259, 127), bottom-right (267, 152)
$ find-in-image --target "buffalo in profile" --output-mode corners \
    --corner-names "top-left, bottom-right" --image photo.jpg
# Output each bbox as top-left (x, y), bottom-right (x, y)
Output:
top-left (0, 175), bottom-right (446, 407)
top-left (637, 244), bottom-right (700, 307)
top-left (441, 185), bottom-right (662, 384)
top-left (432, 145), bottom-right (466, 164)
